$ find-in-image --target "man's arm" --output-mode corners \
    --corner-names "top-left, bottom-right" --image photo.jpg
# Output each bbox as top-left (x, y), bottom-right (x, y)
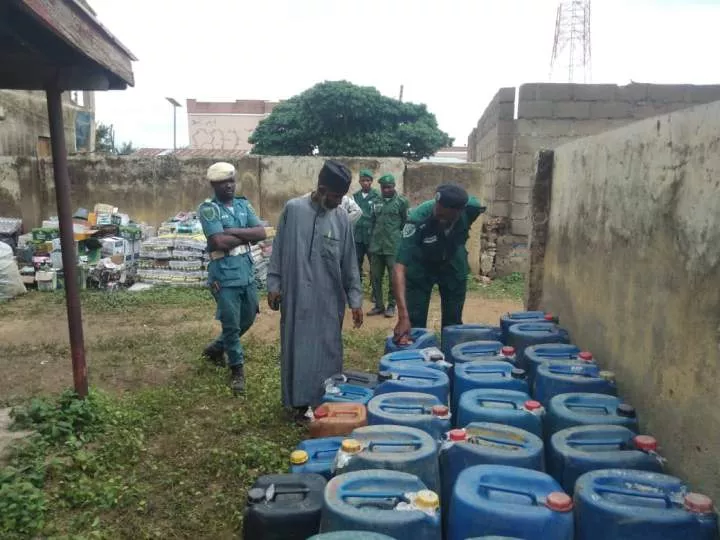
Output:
top-left (224, 226), bottom-right (267, 243)
top-left (392, 263), bottom-right (411, 338)
top-left (207, 233), bottom-right (246, 252)
top-left (266, 204), bottom-right (288, 307)
top-left (343, 196), bottom-right (363, 225)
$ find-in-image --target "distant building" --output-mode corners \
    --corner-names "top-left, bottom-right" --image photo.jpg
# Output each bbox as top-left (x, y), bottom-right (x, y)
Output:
top-left (421, 146), bottom-right (468, 163)
top-left (0, 90), bottom-right (95, 157)
top-left (131, 147), bottom-right (248, 159)
top-left (186, 99), bottom-right (278, 153)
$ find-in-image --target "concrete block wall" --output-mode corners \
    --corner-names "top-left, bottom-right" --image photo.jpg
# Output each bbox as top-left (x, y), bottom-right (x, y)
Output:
top-left (533, 101), bottom-right (720, 500)
top-left (468, 82), bottom-right (720, 276)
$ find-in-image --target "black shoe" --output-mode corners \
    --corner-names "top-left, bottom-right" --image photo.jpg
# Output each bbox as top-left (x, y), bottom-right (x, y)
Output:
top-left (230, 365), bottom-right (245, 394)
top-left (367, 307), bottom-right (385, 316)
top-left (384, 306), bottom-right (396, 318)
top-left (203, 344), bottom-right (226, 366)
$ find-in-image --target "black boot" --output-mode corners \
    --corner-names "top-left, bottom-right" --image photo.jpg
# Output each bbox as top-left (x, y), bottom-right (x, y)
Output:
top-left (230, 365), bottom-right (245, 394)
top-left (202, 343), bottom-right (226, 366)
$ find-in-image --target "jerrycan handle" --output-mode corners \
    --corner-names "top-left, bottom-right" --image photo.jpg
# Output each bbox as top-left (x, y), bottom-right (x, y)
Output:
top-left (566, 402), bottom-right (609, 413)
top-left (478, 398), bottom-right (519, 410)
top-left (594, 485), bottom-right (673, 507)
top-left (314, 448), bottom-right (340, 459)
top-left (466, 366), bottom-right (506, 375)
top-left (469, 433), bottom-right (526, 448)
top-left (517, 323), bottom-right (556, 332)
top-left (267, 485), bottom-right (311, 502)
top-left (566, 437), bottom-right (626, 449)
top-left (340, 490), bottom-right (407, 504)
top-left (547, 364), bottom-right (600, 376)
top-left (381, 404), bottom-right (426, 413)
top-left (536, 349), bottom-right (577, 359)
top-left (476, 482), bottom-right (538, 504)
top-left (367, 440), bottom-right (423, 451)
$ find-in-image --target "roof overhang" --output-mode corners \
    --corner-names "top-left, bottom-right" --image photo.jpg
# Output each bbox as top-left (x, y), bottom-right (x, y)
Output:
top-left (0, 0), bottom-right (136, 91)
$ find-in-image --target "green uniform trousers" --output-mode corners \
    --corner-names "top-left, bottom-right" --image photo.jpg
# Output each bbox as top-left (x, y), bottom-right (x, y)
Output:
top-left (356, 242), bottom-right (371, 281)
top-left (371, 253), bottom-right (396, 310)
top-left (406, 271), bottom-right (466, 329)
top-left (210, 283), bottom-right (259, 367)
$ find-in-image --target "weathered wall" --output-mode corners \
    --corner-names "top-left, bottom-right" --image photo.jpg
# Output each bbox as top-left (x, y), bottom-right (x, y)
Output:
top-left (404, 162), bottom-right (484, 273)
top-left (468, 82), bottom-right (720, 276)
top-left (0, 90), bottom-right (94, 157)
top-left (538, 101), bottom-right (720, 500)
top-left (259, 156), bottom-right (405, 226)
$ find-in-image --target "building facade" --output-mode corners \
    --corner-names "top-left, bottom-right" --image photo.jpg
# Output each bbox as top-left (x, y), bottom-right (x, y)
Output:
top-left (186, 99), bottom-right (278, 153)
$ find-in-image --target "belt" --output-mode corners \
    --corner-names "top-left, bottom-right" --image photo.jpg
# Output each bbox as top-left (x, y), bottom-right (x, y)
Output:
top-left (209, 244), bottom-right (250, 261)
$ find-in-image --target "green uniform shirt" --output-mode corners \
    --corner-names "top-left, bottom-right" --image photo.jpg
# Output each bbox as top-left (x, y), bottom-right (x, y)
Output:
top-left (369, 193), bottom-right (409, 255)
top-left (352, 188), bottom-right (381, 245)
top-left (198, 196), bottom-right (261, 287)
top-left (396, 196), bottom-right (484, 282)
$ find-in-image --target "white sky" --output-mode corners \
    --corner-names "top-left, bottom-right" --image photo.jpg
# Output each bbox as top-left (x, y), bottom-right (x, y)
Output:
top-left (90, 0), bottom-right (720, 149)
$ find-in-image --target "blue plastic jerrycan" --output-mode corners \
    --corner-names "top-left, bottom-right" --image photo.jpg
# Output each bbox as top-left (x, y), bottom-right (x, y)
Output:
top-left (291, 437), bottom-right (344, 480)
top-left (378, 348), bottom-right (451, 376)
top-left (322, 381), bottom-right (375, 405)
top-left (575, 469), bottom-right (719, 540)
top-left (453, 361), bottom-right (529, 414)
top-left (534, 362), bottom-right (616, 406)
top-left (334, 425), bottom-right (440, 494)
top-left (367, 392), bottom-right (451, 441)
top-left (523, 343), bottom-right (589, 387)
top-left (547, 393), bottom-right (639, 437)
top-left (441, 324), bottom-right (502, 360)
top-left (384, 328), bottom-right (438, 354)
top-left (309, 533), bottom-right (396, 540)
top-left (329, 370), bottom-right (379, 390)
top-left (506, 323), bottom-right (570, 370)
top-left (448, 464), bottom-right (574, 540)
top-left (440, 422), bottom-right (545, 531)
top-left (500, 311), bottom-right (559, 343)
top-left (375, 366), bottom-right (450, 405)
top-left (455, 388), bottom-right (544, 436)
top-left (548, 425), bottom-right (665, 495)
top-left (321, 470), bottom-right (442, 540)
top-left (450, 340), bottom-right (506, 366)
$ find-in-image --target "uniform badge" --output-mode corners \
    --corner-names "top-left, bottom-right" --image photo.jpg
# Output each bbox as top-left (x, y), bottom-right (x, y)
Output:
top-left (200, 204), bottom-right (220, 221)
top-left (402, 224), bottom-right (416, 238)
top-left (423, 235), bottom-right (438, 244)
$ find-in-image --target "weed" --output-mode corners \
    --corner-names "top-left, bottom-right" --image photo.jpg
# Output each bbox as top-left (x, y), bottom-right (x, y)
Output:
top-left (471, 272), bottom-right (526, 301)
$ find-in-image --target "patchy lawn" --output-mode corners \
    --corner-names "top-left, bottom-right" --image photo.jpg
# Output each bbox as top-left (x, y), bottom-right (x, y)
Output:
top-left (0, 278), bottom-right (523, 539)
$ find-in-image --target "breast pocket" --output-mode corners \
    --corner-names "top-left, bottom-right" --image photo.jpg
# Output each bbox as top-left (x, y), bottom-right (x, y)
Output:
top-left (321, 236), bottom-right (340, 260)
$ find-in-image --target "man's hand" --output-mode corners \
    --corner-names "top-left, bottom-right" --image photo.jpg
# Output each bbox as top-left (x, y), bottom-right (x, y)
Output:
top-left (351, 308), bottom-right (363, 329)
top-left (267, 291), bottom-right (281, 311)
top-left (393, 316), bottom-right (411, 343)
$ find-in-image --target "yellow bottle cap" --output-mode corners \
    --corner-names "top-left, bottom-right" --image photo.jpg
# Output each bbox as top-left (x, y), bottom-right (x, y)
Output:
top-left (290, 450), bottom-right (308, 465)
top-left (599, 370), bottom-right (616, 382)
top-left (415, 490), bottom-right (440, 511)
top-left (341, 439), bottom-right (362, 453)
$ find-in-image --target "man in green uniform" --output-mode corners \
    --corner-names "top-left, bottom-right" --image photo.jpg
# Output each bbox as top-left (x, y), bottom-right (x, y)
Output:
top-left (392, 184), bottom-right (485, 339)
top-left (352, 169), bottom-right (381, 281)
top-left (367, 174), bottom-right (409, 318)
top-left (198, 162), bottom-right (267, 394)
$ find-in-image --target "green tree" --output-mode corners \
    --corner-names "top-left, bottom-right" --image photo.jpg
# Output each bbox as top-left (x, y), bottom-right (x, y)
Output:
top-left (249, 81), bottom-right (453, 159)
top-left (118, 141), bottom-right (135, 155)
top-left (95, 123), bottom-right (116, 154)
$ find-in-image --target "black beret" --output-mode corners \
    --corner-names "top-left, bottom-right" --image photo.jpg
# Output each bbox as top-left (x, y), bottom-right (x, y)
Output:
top-left (318, 160), bottom-right (352, 194)
top-left (435, 184), bottom-right (469, 209)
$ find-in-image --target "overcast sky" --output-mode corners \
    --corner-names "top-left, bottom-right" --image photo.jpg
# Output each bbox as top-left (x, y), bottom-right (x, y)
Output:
top-left (90, 0), bottom-right (720, 150)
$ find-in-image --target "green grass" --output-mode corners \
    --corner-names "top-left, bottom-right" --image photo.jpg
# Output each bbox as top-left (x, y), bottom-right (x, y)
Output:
top-left (469, 272), bottom-right (526, 301)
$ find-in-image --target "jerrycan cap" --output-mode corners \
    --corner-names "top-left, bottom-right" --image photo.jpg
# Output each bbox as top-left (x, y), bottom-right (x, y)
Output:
top-left (633, 435), bottom-right (658, 452)
top-left (501, 346), bottom-right (515, 356)
top-left (247, 487), bottom-right (266, 504)
top-left (599, 370), bottom-right (616, 382)
top-left (578, 351), bottom-right (593, 361)
top-left (290, 450), bottom-right (309, 465)
top-left (378, 371), bottom-right (393, 382)
top-left (524, 400), bottom-right (543, 411)
top-left (341, 439), bottom-right (362, 454)
top-left (314, 406), bottom-right (329, 419)
top-left (431, 405), bottom-right (450, 417)
top-left (415, 490), bottom-right (440, 511)
top-left (616, 403), bottom-right (636, 417)
top-left (511, 368), bottom-right (527, 380)
top-left (684, 493), bottom-right (714, 514)
top-left (544, 313), bottom-right (558, 322)
top-left (448, 429), bottom-right (467, 442)
top-left (546, 492), bottom-right (573, 512)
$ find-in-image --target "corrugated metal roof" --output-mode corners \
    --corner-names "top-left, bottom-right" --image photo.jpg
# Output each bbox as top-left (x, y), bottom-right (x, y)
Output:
top-left (131, 148), bottom-right (248, 159)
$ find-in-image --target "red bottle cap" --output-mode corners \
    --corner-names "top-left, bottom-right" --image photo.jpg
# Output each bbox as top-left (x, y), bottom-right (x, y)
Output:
top-left (313, 406), bottom-right (328, 419)
top-left (524, 400), bottom-right (542, 411)
top-left (684, 493), bottom-right (714, 514)
top-left (578, 351), bottom-right (593, 361)
top-left (633, 435), bottom-right (658, 452)
top-left (448, 429), bottom-right (467, 441)
top-left (501, 346), bottom-right (516, 356)
top-left (431, 405), bottom-right (449, 417)
top-left (544, 313), bottom-right (556, 321)
top-left (546, 492), bottom-right (573, 512)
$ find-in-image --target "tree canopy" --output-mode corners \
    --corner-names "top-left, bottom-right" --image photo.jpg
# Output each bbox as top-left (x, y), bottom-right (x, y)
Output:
top-left (248, 81), bottom-right (453, 160)
top-left (95, 123), bottom-right (134, 155)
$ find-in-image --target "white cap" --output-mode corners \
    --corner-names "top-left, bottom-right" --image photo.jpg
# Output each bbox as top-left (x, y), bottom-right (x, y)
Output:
top-left (206, 162), bottom-right (236, 183)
